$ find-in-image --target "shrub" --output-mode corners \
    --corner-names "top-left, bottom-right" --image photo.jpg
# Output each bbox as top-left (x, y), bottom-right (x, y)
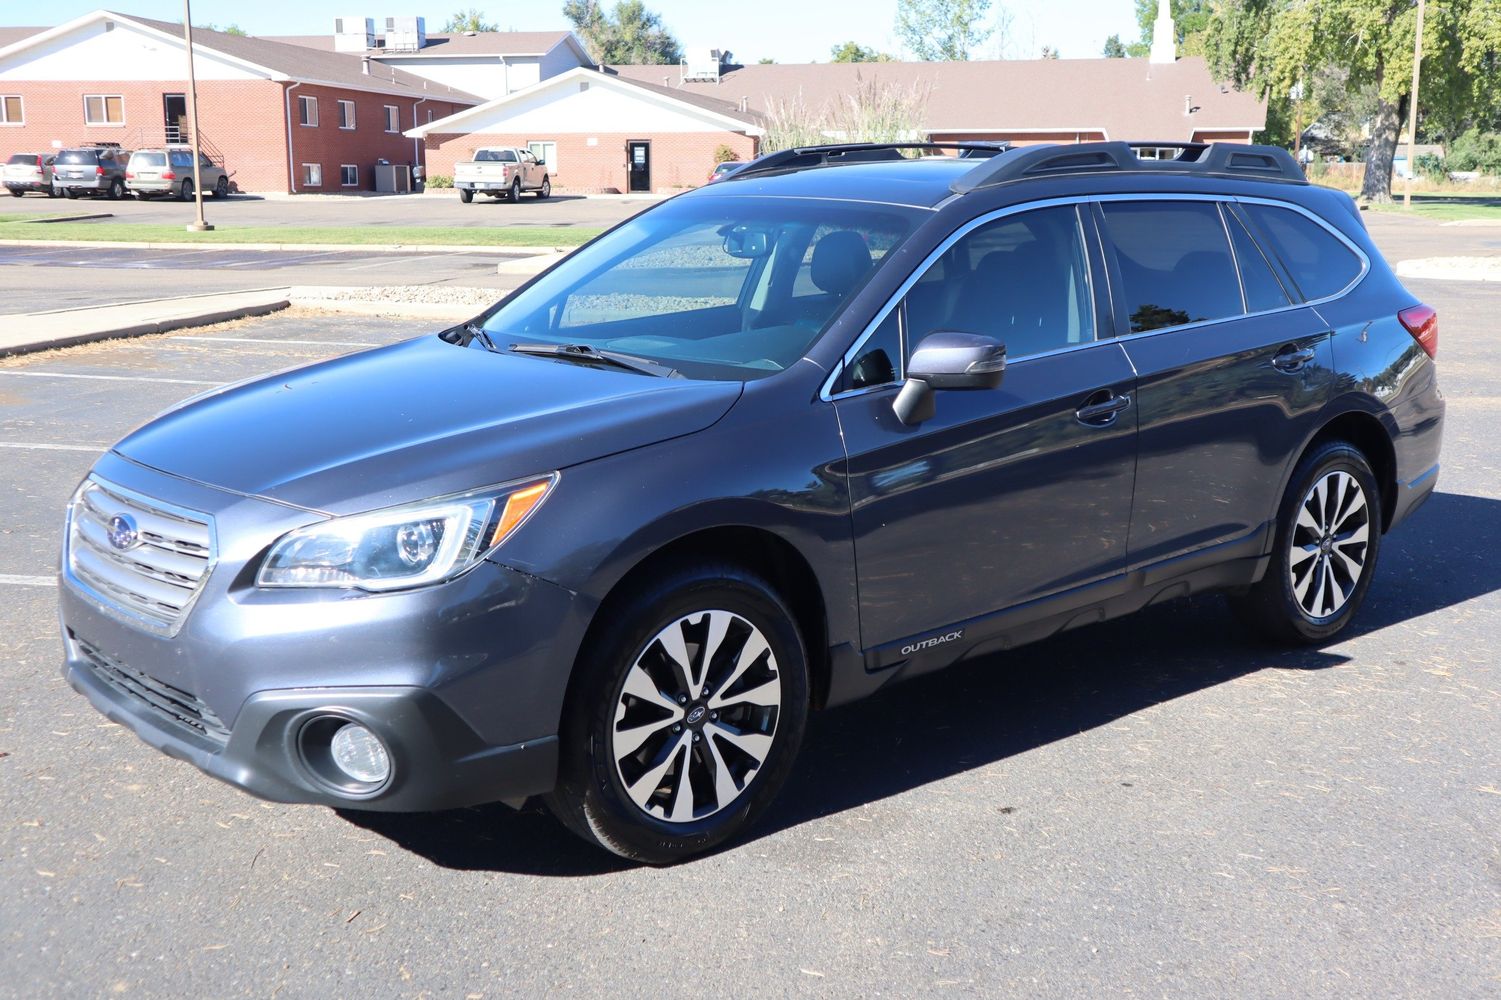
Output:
top-left (712, 145), bottom-right (740, 164)
top-left (1413, 153), bottom-right (1446, 179)
top-left (1446, 129), bottom-right (1501, 175)
top-left (427, 174), bottom-right (453, 188)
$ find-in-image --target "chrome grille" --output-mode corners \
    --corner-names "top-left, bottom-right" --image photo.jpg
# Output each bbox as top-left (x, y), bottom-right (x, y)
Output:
top-left (67, 478), bottom-right (215, 634)
top-left (72, 633), bottom-right (230, 745)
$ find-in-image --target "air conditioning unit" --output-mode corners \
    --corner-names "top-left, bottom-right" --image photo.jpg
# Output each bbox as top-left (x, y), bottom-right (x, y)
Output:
top-left (384, 15), bottom-right (426, 52)
top-left (681, 47), bottom-right (724, 83)
top-left (334, 15), bottom-right (375, 52)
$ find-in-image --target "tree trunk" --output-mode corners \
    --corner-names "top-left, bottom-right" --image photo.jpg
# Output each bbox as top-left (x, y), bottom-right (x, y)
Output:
top-left (1362, 94), bottom-right (1403, 203)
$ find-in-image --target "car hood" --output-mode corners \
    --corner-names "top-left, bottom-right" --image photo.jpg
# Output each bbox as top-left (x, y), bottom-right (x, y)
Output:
top-left (114, 335), bottom-right (743, 515)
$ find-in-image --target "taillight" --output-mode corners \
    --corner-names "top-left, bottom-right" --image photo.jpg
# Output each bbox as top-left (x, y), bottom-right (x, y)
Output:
top-left (161, 171), bottom-right (176, 180)
top-left (125, 171), bottom-right (134, 179)
top-left (95, 165), bottom-right (104, 176)
top-left (1398, 304), bottom-right (1438, 358)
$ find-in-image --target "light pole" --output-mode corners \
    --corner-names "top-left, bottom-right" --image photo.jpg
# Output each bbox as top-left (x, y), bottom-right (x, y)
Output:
top-left (181, 0), bottom-right (213, 231)
top-left (1403, 0), bottom-right (1426, 210)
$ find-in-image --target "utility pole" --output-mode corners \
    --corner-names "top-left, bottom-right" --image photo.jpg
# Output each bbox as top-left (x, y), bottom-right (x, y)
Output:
top-left (181, 0), bottom-right (213, 231)
top-left (1404, 0), bottom-right (1426, 210)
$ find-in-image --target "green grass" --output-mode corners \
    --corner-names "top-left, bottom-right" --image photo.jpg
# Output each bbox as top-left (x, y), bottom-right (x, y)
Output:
top-left (0, 220), bottom-right (602, 247)
top-left (1365, 194), bottom-right (1501, 221)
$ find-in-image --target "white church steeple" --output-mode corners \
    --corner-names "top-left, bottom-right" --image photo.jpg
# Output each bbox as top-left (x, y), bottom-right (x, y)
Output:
top-left (1150, 0), bottom-right (1177, 64)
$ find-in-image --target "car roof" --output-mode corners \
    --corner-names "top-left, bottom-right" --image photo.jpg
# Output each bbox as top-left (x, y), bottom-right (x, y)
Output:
top-left (690, 156), bottom-right (976, 209)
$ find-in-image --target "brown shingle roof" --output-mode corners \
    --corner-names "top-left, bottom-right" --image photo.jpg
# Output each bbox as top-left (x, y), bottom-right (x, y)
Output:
top-left (0, 27), bottom-right (44, 47)
top-left (609, 58), bottom-right (1265, 141)
top-left (264, 30), bottom-right (575, 58)
top-left (114, 14), bottom-right (482, 103)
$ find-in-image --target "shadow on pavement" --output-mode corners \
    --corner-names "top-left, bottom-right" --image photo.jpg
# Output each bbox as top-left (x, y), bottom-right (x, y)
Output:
top-left (339, 491), bottom-right (1500, 876)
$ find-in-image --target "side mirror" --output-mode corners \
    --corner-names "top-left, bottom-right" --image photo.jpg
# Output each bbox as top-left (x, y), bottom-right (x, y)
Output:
top-left (893, 330), bottom-right (1006, 425)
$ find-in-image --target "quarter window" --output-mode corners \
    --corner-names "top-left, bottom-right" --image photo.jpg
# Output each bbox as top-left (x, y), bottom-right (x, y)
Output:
top-left (1226, 211), bottom-right (1291, 312)
top-left (1101, 201), bottom-right (1244, 333)
top-left (1, 95), bottom-right (22, 124)
top-left (904, 204), bottom-right (1095, 361)
top-left (298, 96), bottom-right (318, 127)
top-left (843, 308), bottom-right (901, 391)
top-left (83, 95), bottom-right (124, 125)
top-left (1242, 204), bottom-right (1363, 301)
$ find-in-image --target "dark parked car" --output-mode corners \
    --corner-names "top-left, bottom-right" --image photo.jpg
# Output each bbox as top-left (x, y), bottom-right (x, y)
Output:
top-left (53, 144), bottom-right (131, 199)
top-left (59, 141), bottom-right (1443, 863)
top-left (707, 160), bottom-right (743, 183)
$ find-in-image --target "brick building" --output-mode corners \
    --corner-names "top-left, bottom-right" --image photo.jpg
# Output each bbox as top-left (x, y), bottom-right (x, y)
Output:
top-left (0, 10), bottom-right (477, 193)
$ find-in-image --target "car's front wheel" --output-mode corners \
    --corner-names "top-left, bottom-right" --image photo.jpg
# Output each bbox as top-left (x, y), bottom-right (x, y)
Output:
top-left (1230, 440), bottom-right (1383, 644)
top-left (547, 563), bottom-right (809, 864)
top-left (213, 176), bottom-right (228, 198)
top-left (536, 176), bottom-right (551, 199)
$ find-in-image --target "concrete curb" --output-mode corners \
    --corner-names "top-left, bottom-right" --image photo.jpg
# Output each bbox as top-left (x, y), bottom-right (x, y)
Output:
top-left (1395, 256), bottom-right (1501, 282)
top-left (0, 287), bottom-right (292, 358)
top-left (0, 238), bottom-right (571, 255)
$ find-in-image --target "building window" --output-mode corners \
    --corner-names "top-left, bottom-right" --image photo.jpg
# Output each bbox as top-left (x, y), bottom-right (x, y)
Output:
top-left (340, 164), bottom-right (359, 187)
top-left (527, 141), bottom-right (557, 171)
top-left (301, 163), bottom-right (322, 187)
top-left (83, 94), bottom-right (124, 125)
top-left (384, 105), bottom-right (399, 133)
top-left (298, 95), bottom-right (318, 127)
top-left (0, 95), bottom-right (22, 124)
top-left (338, 100), bottom-right (356, 130)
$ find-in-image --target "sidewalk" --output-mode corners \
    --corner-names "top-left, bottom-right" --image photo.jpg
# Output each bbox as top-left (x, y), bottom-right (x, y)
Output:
top-left (0, 287), bottom-right (290, 357)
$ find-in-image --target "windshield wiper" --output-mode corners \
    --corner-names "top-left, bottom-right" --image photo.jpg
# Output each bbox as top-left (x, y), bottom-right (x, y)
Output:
top-left (464, 321), bottom-right (499, 353)
top-left (506, 342), bottom-right (680, 379)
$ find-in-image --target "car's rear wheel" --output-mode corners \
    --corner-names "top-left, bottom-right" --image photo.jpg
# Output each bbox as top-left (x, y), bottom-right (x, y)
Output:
top-left (107, 179), bottom-right (124, 200)
top-left (458, 188), bottom-right (473, 203)
top-left (213, 176), bottom-right (228, 198)
top-left (508, 178), bottom-right (521, 202)
top-left (8, 189), bottom-right (21, 198)
top-left (179, 179), bottom-right (194, 202)
top-left (536, 176), bottom-right (551, 199)
top-left (1230, 440), bottom-right (1382, 644)
top-left (546, 563), bottom-right (809, 864)
top-left (64, 188), bottom-right (78, 199)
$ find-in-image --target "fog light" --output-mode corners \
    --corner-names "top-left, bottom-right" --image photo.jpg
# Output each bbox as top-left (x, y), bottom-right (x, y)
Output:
top-left (329, 723), bottom-right (391, 784)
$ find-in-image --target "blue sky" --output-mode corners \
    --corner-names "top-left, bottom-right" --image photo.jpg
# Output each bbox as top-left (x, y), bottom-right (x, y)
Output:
top-left (33, 2), bottom-right (1144, 62)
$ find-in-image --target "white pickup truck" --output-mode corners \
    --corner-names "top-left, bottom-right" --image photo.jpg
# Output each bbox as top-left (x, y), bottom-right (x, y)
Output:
top-left (453, 147), bottom-right (551, 203)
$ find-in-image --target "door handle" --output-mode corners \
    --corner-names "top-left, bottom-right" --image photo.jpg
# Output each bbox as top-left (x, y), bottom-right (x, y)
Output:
top-left (1272, 345), bottom-right (1317, 373)
top-left (1076, 391), bottom-right (1131, 426)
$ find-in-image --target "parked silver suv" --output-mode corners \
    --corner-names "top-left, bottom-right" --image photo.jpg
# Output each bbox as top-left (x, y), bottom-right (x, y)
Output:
top-left (127, 147), bottom-right (229, 200)
top-left (54, 144), bottom-right (130, 199)
top-left (4, 153), bottom-right (58, 197)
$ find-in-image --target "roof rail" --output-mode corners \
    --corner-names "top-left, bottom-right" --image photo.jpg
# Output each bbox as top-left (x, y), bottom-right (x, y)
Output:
top-left (729, 141), bottom-right (1010, 182)
top-left (951, 140), bottom-right (1306, 194)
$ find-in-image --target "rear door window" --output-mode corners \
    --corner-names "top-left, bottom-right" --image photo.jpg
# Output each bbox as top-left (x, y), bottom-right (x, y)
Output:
top-left (134, 152), bottom-right (167, 168)
top-left (1242, 203), bottom-right (1364, 301)
top-left (1226, 212), bottom-right (1291, 313)
top-left (59, 150), bottom-right (98, 165)
top-left (7, 154), bottom-right (38, 166)
top-left (1101, 201), bottom-right (1245, 333)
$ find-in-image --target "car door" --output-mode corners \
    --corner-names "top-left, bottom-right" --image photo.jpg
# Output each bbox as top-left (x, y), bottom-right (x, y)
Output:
top-left (831, 202), bottom-right (1139, 652)
top-left (1095, 198), bottom-right (1335, 571)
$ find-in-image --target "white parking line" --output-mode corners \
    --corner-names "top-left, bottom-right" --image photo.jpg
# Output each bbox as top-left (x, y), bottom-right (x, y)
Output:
top-left (221, 251), bottom-right (343, 269)
top-left (0, 371), bottom-right (218, 386)
top-left (0, 574), bottom-right (55, 587)
top-left (0, 442), bottom-right (102, 452)
top-left (339, 255), bottom-right (426, 271)
top-left (172, 336), bottom-right (378, 348)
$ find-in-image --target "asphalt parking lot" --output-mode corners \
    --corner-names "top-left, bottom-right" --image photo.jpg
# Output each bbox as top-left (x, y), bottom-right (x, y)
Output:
top-left (1, 238), bottom-right (1498, 995)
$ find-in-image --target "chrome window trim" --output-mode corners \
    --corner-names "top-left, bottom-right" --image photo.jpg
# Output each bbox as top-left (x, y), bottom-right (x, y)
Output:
top-left (821, 191), bottom-right (1371, 401)
top-left (61, 474), bottom-right (219, 639)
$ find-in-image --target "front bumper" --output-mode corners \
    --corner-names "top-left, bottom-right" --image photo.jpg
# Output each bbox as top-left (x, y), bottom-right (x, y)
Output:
top-left (58, 455), bottom-right (590, 811)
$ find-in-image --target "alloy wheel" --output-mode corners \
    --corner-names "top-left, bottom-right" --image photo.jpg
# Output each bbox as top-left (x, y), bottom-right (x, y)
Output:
top-left (611, 609), bottom-right (782, 824)
top-left (1288, 470), bottom-right (1371, 620)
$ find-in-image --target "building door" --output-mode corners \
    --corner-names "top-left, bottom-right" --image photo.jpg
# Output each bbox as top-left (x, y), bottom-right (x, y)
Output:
top-left (163, 94), bottom-right (187, 142)
top-left (627, 140), bottom-right (651, 192)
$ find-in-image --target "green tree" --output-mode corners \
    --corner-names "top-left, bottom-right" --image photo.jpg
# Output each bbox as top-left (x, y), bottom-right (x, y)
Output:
top-left (1206, 0), bottom-right (1501, 203)
top-left (1102, 34), bottom-right (1129, 57)
top-left (441, 8), bottom-right (496, 32)
top-left (564, 0), bottom-right (683, 64)
top-left (895, 0), bottom-right (993, 60)
top-left (758, 57), bottom-right (776, 64)
top-left (1133, 0), bottom-right (1214, 54)
top-left (200, 22), bottom-right (248, 35)
top-left (831, 40), bottom-right (894, 62)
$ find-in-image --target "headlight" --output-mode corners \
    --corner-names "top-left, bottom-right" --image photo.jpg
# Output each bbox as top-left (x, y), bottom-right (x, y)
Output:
top-left (257, 475), bottom-right (556, 591)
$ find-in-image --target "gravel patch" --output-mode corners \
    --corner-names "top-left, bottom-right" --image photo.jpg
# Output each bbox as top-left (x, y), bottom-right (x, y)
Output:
top-left (1395, 256), bottom-right (1501, 281)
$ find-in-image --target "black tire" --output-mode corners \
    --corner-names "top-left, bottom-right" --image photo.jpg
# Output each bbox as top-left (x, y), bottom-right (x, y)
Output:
top-left (214, 176), bottom-right (228, 198)
top-left (47, 185), bottom-right (58, 198)
top-left (458, 188), bottom-right (473, 203)
top-left (8, 189), bottom-right (21, 198)
top-left (64, 188), bottom-right (78, 199)
top-left (1229, 440), bottom-right (1383, 645)
top-left (107, 179), bottom-right (124, 200)
top-left (179, 179), bottom-right (194, 202)
top-left (545, 563), bottom-right (810, 864)
top-left (536, 175), bottom-right (551, 199)
top-left (508, 178), bottom-right (521, 202)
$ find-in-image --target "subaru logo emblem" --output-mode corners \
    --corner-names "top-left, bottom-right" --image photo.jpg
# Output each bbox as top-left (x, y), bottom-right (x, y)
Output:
top-left (107, 513), bottom-right (139, 551)
top-left (685, 705), bottom-right (706, 726)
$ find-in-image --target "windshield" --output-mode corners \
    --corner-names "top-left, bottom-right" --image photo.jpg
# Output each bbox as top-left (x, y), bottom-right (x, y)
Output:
top-left (477, 196), bottom-right (921, 381)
